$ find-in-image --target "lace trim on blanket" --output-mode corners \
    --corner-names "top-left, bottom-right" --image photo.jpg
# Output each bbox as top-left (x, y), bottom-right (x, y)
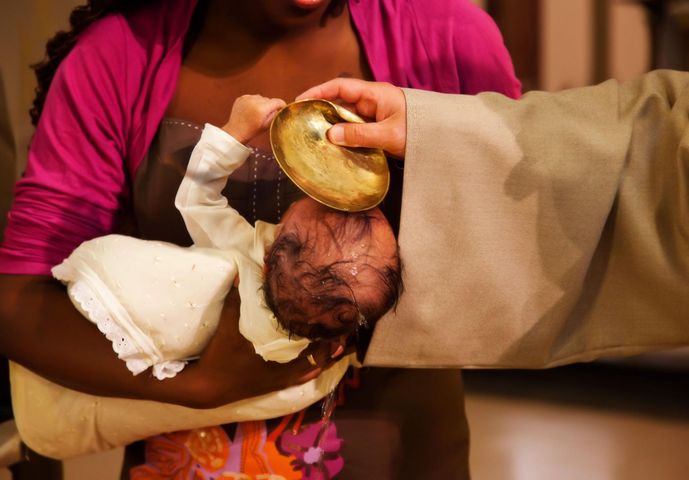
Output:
top-left (69, 281), bottom-right (187, 380)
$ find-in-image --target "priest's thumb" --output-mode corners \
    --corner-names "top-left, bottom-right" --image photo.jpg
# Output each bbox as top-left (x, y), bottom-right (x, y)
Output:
top-left (327, 120), bottom-right (405, 159)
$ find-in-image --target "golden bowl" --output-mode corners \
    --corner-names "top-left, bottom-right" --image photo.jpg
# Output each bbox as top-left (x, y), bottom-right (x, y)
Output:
top-left (270, 99), bottom-right (389, 212)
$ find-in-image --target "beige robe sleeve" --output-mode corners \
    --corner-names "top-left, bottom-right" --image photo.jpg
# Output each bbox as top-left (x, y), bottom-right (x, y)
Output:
top-left (365, 69), bottom-right (689, 368)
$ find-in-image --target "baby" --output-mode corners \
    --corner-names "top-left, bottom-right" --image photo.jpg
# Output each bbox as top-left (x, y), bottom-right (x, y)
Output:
top-left (52, 95), bottom-right (402, 392)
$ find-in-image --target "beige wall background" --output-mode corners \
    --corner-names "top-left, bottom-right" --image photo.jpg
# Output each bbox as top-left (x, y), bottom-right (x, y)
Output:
top-left (0, 0), bottom-right (79, 239)
top-left (541, 0), bottom-right (650, 91)
top-left (0, 0), bottom-right (79, 175)
top-left (0, 72), bottom-right (15, 241)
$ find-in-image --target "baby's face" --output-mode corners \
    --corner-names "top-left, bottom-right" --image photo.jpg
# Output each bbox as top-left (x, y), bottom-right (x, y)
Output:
top-left (267, 197), bottom-right (399, 339)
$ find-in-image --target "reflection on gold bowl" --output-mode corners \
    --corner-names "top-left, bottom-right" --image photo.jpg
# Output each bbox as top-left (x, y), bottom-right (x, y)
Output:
top-left (270, 99), bottom-right (389, 212)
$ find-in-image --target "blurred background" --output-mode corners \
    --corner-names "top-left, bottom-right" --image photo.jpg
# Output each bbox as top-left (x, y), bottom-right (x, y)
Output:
top-left (1, 0), bottom-right (688, 479)
top-left (466, 2), bottom-right (689, 478)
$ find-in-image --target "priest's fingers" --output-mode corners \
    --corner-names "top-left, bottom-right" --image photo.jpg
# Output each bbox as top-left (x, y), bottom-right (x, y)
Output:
top-left (297, 79), bottom-right (407, 158)
top-left (327, 117), bottom-right (405, 158)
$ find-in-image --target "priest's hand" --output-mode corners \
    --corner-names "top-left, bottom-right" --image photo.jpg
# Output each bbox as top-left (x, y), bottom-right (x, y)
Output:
top-left (297, 79), bottom-right (407, 159)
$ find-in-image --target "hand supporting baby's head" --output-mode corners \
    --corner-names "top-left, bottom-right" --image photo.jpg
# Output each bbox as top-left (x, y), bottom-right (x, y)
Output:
top-left (263, 197), bottom-right (402, 341)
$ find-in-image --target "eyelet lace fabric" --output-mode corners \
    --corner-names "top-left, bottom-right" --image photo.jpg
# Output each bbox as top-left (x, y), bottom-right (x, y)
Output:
top-left (67, 279), bottom-right (185, 380)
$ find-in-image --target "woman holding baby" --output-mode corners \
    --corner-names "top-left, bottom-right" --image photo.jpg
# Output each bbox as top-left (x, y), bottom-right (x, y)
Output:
top-left (0, 0), bottom-right (519, 477)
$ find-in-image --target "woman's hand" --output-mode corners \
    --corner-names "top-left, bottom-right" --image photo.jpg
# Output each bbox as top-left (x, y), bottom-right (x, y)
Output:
top-left (297, 78), bottom-right (407, 158)
top-left (176, 289), bottom-right (344, 409)
top-left (222, 95), bottom-right (286, 144)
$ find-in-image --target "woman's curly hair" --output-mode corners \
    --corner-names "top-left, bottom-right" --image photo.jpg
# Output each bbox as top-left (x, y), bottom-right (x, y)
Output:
top-left (29, 0), bottom-right (348, 127)
top-left (30, 0), bottom-right (148, 126)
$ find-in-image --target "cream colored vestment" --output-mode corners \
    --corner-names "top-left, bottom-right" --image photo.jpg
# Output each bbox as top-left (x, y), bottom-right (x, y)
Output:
top-left (367, 70), bottom-right (689, 367)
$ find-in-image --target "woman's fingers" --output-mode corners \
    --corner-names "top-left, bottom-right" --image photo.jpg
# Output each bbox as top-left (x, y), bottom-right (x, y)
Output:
top-left (289, 335), bottom-right (350, 384)
top-left (189, 289), bottom-right (350, 407)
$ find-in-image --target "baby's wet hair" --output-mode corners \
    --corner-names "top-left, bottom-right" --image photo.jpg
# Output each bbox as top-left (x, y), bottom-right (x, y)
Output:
top-left (263, 209), bottom-right (402, 340)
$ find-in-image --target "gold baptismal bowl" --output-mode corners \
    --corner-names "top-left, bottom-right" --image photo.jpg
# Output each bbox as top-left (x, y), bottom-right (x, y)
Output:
top-left (270, 99), bottom-right (389, 212)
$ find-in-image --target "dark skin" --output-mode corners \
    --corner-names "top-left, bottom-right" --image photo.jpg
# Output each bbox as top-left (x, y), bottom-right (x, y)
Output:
top-left (0, 0), bottom-right (368, 409)
top-left (0, 280), bottom-right (332, 408)
top-left (167, 0), bottom-right (370, 150)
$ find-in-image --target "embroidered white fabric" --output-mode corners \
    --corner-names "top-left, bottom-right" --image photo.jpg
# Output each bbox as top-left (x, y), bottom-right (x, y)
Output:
top-left (68, 281), bottom-right (186, 380)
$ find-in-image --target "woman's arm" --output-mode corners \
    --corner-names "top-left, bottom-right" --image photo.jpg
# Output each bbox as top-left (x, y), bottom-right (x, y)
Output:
top-left (0, 275), bottom-right (334, 408)
top-left (0, 274), bottom-right (194, 402)
top-left (0, 26), bottom-right (328, 408)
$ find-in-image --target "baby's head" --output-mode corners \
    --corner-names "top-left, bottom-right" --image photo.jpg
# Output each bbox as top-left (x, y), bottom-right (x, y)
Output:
top-left (263, 197), bottom-right (402, 340)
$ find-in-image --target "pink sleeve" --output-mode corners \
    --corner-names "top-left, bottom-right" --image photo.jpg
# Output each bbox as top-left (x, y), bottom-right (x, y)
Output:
top-left (450, 2), bottom-right (522, 99)
top-left (351, 0), bottom-right (521, 99)
top-left (0, 18), bottom-right (130, 275)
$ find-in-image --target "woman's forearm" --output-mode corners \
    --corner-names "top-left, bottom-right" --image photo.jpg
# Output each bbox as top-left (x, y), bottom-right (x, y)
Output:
top-left (0, 275), bottom-right (336, 409)
top-left (0, 274), bottom-right (205, 405)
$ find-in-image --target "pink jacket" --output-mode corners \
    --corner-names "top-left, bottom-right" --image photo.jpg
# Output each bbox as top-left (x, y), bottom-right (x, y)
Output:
top-left (0, 0), bottom-right (520, 274)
